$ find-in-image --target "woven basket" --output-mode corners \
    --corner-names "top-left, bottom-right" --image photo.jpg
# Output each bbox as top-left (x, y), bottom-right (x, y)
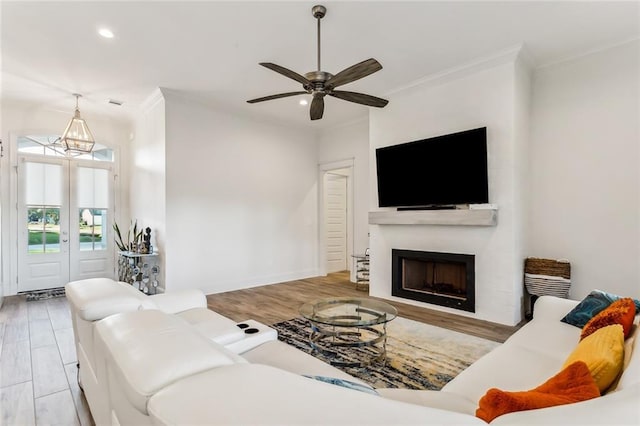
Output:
top-left (524, 257), bottom-right (571, 298)
top-left (525, 258), bottom-right (570, 279)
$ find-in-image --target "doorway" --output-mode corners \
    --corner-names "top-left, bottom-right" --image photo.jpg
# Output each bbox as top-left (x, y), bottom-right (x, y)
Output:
top-left (17, 155), bottom-right (114, 292)
top-left (319, 159), bottom-right (354, 277)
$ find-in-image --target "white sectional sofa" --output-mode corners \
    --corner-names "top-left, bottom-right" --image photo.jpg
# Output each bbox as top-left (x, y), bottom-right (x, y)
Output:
top-left (66, 278), bottom-right (640, 425)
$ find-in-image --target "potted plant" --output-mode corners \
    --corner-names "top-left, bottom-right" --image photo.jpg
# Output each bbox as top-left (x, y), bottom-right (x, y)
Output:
top-left (113, 220), bottom-right (143, 253)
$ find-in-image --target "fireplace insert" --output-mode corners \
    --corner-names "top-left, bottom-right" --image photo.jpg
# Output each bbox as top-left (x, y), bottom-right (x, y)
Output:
top-left (392, 249), bottom-right (475, 312)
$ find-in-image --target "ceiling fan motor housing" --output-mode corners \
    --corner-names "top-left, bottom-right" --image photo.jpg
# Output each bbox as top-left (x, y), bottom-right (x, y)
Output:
top-left (312, 5), bottom-right (326, 19)
top-left (304, 71), bottom-right (333, 92)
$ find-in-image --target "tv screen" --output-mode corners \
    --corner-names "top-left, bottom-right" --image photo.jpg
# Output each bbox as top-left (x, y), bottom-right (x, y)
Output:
top-left (376, 127), bottom-right (488, 208)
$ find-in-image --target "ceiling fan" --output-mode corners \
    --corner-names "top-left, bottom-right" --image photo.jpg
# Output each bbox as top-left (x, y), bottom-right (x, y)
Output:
top-left (247, 4), bottom-right (389, 121)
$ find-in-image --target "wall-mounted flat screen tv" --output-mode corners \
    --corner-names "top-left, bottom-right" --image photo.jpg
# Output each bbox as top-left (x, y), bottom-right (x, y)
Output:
top-left (376, 127), bottom-right (488, 208)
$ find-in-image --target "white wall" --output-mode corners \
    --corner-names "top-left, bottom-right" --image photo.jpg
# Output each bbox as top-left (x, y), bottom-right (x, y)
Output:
top-left (0, 99), bottom-right (132, 295)
top-left (513, 56), bottom-right (532, 317)
top-left (369, 53), bottom-right (530, 326)
top-left (130, 89), bottom-right (167, 289)
top-left (162, 90), bottom-right (319, 294)
top-left (528, 40), bottom-right (640, 300)
top-left (318, 119), bottom-right (370, 280)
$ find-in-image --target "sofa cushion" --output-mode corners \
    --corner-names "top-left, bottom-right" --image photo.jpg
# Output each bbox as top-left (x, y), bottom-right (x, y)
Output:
top-left (561, 290), bottom-right (640, 328)
top-left (442, 343), bottom-right (564, 404)
top-left (148, 364), bottom-right (487, 425)
top-left (176, 308), bottom-right (245, 345)
top-left (502, 314), bottom-right (581, 362)
top-left (147, 289), bottom-right (206, 313)
top-left (242, 340), bottom-right (371, 387)
top-left (581, 298), bottom-right (636, 340)
top-left (377, 388), bottom-right (479, 415)
top-left (476, 361), bottom-right (600, 423)
top-left (95, 309), bottom-right (243, 415)
top-left (66, 278), bottom-right (152, 321)
top-left (615, 321), bottom-right (640, 390)
top-left (532, 296), bottom-right (580, 321)
top-left (563, 324), bottom-right (624, 392)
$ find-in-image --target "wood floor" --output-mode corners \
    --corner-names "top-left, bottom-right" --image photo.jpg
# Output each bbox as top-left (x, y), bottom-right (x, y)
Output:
top-left (207, 271), bottom-right (519, 343)
top-left (0, 296), bottom-right (93, 426)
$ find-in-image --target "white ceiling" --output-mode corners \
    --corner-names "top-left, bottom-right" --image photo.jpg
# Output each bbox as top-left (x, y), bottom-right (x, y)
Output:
top-left (2, 1), bottom-right (638, 129)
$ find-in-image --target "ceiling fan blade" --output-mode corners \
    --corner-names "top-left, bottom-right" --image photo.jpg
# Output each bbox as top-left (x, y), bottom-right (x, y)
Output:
top-left (329, 90), bottom-right (389, 108)
top-left (259, 62), bottom-right (311, 86)
top-left (310, 94), bottom-right (325, 120)
top-left (247, 91), bottom-right (308, 104)
top-left (328, 58), bottom-right (382, 88)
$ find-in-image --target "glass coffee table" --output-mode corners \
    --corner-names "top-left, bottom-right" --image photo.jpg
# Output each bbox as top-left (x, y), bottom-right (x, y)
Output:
top-left (299, 297), bottom-right (398, 367)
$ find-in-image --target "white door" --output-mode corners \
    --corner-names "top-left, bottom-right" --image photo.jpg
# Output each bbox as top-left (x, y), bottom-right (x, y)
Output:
top-left (69, 161), bottom-right (114, 282)
top-left (17, 156), bottom-right (114, 292)
top-left (18, 158), bottom-right (69, 291)
top-left (324, 173), bottom-right (347, 273)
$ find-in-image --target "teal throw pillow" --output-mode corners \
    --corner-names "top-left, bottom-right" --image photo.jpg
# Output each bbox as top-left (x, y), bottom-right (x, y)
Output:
top-left (561, 289), bottom-right (640, 328)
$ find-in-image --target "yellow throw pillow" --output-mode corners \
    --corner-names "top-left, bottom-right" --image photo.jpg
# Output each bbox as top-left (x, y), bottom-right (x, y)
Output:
top-left (563, 324), bottom-right (624, 392)
top-left (607, 327), bottom-right (637, 392)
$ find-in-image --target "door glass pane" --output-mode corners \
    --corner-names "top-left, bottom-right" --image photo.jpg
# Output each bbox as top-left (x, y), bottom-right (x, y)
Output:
top-left (25, 163), bottom-right (63, 205)
top-left (78, 167), bottom-right (109, 209)
top-left (79, 208), bottom-right (107, 251)
top-left (27, 206), bottom-right (60, 253)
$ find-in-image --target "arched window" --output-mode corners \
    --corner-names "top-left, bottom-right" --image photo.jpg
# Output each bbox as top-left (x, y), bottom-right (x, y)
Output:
top-left (17, 135), bottom-right (114, 162)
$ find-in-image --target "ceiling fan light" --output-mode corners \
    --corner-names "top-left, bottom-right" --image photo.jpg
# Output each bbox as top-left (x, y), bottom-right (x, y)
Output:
top-left (299, 99), bottom-right (308, 106)
top-left (61, 94), bottom-right (95, 153)
top-left (98, 28), bottom-right (114, 39)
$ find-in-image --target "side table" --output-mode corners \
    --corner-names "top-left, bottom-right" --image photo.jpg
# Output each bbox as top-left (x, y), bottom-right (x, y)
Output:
top-left (117, 251), bottom-right (162, 294)
top-left (351, 254), bottom-right (370, 291)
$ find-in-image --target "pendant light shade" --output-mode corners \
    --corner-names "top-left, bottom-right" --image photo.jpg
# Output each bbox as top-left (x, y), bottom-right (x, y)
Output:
top-left (61, 94), bottom-right (95, 153)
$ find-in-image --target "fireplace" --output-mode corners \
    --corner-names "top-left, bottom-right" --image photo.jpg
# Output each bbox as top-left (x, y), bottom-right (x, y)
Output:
top-left (392, 249), bottom-right (475, 312)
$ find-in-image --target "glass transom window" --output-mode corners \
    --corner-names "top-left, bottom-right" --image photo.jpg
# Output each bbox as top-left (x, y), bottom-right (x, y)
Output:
top-left (18, 135), bottom-right (114, 162)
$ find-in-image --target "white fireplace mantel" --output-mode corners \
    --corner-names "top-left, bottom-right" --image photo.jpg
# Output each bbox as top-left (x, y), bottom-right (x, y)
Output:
top-left (368, 208), bottom-right (497, 226)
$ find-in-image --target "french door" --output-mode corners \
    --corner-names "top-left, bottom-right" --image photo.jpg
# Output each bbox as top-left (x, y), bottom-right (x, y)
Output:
top-left (17, 155), bottom-right (114, 292)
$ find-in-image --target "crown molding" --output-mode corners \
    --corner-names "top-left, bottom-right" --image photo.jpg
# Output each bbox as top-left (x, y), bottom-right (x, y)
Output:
top-left (386, 44), bottom-right (531, 97)
top-left (535, 37), bottom-right (639, 71)
top-left (139, 88), bottom-right (165, 113)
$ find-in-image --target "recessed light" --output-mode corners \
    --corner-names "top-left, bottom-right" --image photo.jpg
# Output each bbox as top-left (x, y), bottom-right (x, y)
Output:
top-left (98, 28), bottom-right (114, 39)
top-left (299, 99), bottom-right (308, 106)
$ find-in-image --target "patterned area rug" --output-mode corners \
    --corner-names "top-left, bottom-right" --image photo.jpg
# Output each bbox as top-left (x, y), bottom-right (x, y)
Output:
top-left (23, 287), bottom-right (66, 302)
top-left (272, 316), bottom-right (500, 390)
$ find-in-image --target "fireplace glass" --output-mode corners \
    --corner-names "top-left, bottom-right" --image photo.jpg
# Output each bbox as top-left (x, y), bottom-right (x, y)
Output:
top-left (392, 249), bottom-right (475, 312)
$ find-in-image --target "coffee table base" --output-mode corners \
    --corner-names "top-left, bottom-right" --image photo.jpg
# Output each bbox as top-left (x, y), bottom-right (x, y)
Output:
top-left (308, 322), bottom-right (389, 367)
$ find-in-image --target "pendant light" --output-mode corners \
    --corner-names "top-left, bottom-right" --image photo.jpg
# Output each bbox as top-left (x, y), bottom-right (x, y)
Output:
top-left (61, 94), bottom-right (95, 153)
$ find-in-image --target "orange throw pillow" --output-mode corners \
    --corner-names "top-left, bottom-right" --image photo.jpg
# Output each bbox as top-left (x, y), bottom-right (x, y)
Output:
top-left (581, 298), bottom-right (636, 340)
top-left (476, 361), bottom-right (600, 423)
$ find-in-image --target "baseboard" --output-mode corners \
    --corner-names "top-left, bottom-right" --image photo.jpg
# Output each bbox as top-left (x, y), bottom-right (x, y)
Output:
top-left (201, 268), bottom-right (320, 295)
